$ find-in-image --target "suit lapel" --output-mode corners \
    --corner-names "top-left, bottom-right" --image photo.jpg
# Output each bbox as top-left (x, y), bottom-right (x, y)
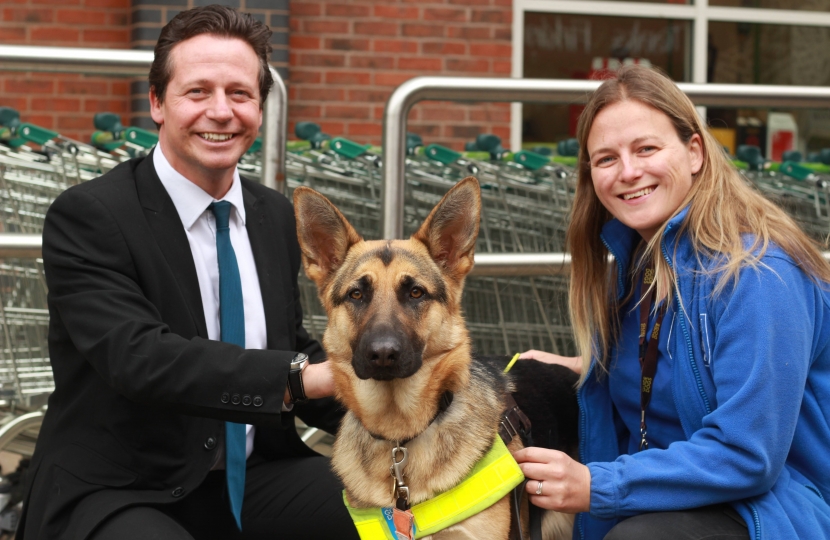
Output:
top-left (135, 153), bottom-right (209, 338)
top-left (243, 185), bottom-right (292, 350)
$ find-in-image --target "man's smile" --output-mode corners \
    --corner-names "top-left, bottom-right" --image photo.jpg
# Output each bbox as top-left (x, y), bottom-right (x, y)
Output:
top-left (198, 132), bottom-right (235, 142)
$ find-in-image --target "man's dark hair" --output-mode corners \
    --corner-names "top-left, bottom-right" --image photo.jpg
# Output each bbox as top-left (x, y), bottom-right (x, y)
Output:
top-left (149, 4), bottom-right (274, 106)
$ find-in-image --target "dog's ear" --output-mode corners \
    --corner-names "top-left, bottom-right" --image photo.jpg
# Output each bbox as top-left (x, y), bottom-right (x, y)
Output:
top-left (294, 187), bottom-right (362, 286)
top-left (412, 176), bottom-right (481, 280)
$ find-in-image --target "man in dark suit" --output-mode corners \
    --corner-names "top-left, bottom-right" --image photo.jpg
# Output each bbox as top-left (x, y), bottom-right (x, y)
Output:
top-left (18, 6), bottom-right (358, 540)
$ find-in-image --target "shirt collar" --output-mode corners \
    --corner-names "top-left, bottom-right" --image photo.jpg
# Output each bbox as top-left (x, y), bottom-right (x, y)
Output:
top-left (153, 144), bottom-right (247, 230)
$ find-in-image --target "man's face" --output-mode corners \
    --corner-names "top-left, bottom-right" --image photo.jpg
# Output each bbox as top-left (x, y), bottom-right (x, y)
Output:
top-left (150, 34), bottom-right (262, 196)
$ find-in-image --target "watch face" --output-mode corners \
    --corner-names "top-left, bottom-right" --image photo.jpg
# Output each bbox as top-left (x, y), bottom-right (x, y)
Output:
top-left (291, 353), bottom-right (308, 370)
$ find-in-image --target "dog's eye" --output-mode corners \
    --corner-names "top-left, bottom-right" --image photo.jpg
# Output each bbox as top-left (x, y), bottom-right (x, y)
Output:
top-left (410, 287), bottom-right (424, 299)
top-left (349, 289), bottom-right (363, 300)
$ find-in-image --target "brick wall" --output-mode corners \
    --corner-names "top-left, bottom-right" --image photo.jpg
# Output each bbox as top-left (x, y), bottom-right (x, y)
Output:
top-left (0, 0), bottom-right (131, 143)
top-left (1, 0), bottom-right (290, 139)
top-left (288, 0), bottom-right (513, 150)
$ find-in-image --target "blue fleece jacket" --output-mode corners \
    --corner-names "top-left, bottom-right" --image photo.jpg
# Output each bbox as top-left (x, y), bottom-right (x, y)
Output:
top-left (575, 208), bottom-right (830, 540)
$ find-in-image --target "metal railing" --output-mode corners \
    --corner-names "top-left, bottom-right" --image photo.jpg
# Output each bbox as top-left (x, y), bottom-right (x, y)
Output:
top-left (382, 76), bottom-right (830, 275)
top-left (0, 44), bottom-right (287, 191)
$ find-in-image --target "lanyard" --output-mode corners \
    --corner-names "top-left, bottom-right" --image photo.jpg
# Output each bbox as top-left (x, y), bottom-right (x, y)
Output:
top-left (637, 264), bottom-right (666, 451)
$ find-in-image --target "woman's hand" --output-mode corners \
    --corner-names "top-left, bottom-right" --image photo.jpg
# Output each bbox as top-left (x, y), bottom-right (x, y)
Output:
top-left (512, 447), bottom-right (591, 513)
top-left (519, 350), bottom-right (582, 375)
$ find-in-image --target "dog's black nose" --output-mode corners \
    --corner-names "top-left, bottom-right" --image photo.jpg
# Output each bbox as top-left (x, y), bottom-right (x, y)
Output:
top-left (369, 337), bottom-right (401, 368)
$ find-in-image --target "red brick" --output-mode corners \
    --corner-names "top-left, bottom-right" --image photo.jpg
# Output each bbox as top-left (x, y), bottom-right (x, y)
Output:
top-left (447, 26), bottom-right (489, 40)
top-left (290, 2), bottom-right (322, 17)
top-left (317, 121), bottom-right (345, 135)
top-left (493, 60), bottom-right (512, 74)
top-left (373, 39), bottom-right (417, 54)
top-left (0, 96), bottom-right (27, 111)
top-left (58, 115), bottom-right (92, 130)
top-left (470, 43), bottom-right (512, 58)
top-left (448, 0), bottom-right (490, 4)
top-left (346, 122), bottom-right (382, 137)
top-left (290, 19), bottom-right (300, 32)
top-left (298, 87), bottom-right (345, 101)
top-left (493, 0), bottom-right (512, 5)
top-left (32, 98), bottom-right (80, 112)
top-left (446, 58), bottom-right (490, 73)
top-left (291, 104), bottom-right (322, 119)
top-left (408, 123), bottom-right (441, 139)
top-left (84, 99), bottom-right (128, 113)
top-left (422, 42), bottom-right (466, 55)
top-left (288, 70), bottom-right (322, 84)
top-left (423, 8), bottom-right (467, 22)
top-left (373, 105), bottom-right (384, 120)
top-left (31, 26), bottom-right (80, 42)
top-left (470, 107), bottom-right (510, 123)
top-left (108, 12), bottom-right (128, 26)
top-left (326, 38), bottom-right (370, 51)
top-left (471, 10), bottom-right (510, 24)
top-left (5, 79), bottom-right (54, 94)
top-left (326, 3), bottom-right (370, 17)
top-left (494, 28), bottom-right (512, 41)
top-left (296, 53), bottom-right (346, 68)
top-left (325, 71), bottom-right (372, 85)
top-left (84, 0), bottom-right (129, 7)
top-left (350, 55), bottom-right (395, 69)
top-left (446, 124), bottom-right (480, 139)
top-left (290, 35), bottom-right (320, 49)
top-left (32, 0), bottom-right (79, 4)
top-left (58, 80), bottom-right (108, 95)
top-left (4, 8), bottom-right (52, 23)
top-left (422, 107), bottom-right (466, 122)
top-left (56, 9), bottom-right (106, 24)
top-left (83, 29), bottom-right (129, 43)
top-left (348, 89), bottom-right (391, 103)
top-left (491, 126), bottom-right (511, 140)
top-left (402, 24), bottom-right (444, 38)
top-left (373, 5), bottom-right (418, 18)
top-left (304, 21), bottom-right (349, 34)
top-left (0, 27), bottom-right (26, 41)
top-left (354, 21), bottom-right (398, 36)
top-left (111, 81), bottom-right (129, 96)
top-left (398, 57), bottom-right (442, 71)
top-left (325, 105), bottom-right (371, 120)
top-left (27, 115), bottom-right (54, 129)
top-left (375, 72), bottom-right (417, 87)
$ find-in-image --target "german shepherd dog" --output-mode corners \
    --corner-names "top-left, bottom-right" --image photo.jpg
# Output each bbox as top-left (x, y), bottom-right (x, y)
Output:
top-left (294, 177), bottom-right (578, 539)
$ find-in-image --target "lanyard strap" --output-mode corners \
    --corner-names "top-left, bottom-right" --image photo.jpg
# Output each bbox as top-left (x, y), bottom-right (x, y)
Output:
top-left (637, 265), bottom-right (666, 451)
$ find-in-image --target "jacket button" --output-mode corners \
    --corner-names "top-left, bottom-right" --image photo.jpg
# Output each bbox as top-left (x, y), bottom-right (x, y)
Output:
top-left (172, 487), bottom-right (185, 498)
top-left (242, 395), bottom-right (252, 406)
top-left (253, 395), bottom-right (263, 407)
top-left (231, 393), bottom-right (241, 405)
top-left (204, 437), bottom-right (216, 450)
top-left (220, 392), bottom-right (230, 404)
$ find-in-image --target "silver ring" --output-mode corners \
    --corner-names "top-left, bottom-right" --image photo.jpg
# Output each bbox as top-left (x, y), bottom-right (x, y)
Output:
top-left (535, 480), bottom-right (543, 495)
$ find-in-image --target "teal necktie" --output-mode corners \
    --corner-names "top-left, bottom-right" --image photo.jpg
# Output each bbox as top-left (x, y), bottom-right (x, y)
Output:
top-left (210, 201), bottom-right (246, 530)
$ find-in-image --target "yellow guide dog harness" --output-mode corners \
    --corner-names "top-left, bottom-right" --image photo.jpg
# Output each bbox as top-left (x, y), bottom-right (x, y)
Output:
top-left (344, 435), bottom-right (525, 539)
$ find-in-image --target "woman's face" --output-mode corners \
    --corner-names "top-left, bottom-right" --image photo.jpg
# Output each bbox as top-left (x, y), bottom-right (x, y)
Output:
top-left (586, 99), bottom-right (703, 241)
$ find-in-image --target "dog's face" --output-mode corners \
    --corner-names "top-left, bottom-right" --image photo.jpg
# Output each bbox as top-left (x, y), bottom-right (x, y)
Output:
top-left (294, 177), bottom-right (481, 436)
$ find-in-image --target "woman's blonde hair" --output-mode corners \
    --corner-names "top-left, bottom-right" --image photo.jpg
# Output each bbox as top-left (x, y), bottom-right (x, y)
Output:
top-left (568, 65), bottom-right (830, 384)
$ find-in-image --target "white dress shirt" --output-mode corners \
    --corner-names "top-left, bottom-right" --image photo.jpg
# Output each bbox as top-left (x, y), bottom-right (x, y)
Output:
top-left (154, 145), bottom-right (268, 460)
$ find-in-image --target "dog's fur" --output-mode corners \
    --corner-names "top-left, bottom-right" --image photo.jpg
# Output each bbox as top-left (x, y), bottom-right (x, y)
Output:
top-left (294, 177), bottom-right (578, 539)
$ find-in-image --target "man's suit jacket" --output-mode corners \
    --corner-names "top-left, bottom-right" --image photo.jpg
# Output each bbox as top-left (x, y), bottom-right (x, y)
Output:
top-left (19, 154), bottom-right (342, 540)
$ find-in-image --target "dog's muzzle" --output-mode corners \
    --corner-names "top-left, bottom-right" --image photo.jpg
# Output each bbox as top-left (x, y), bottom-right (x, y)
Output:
top-left (352, 325), bottom-right (422, 380)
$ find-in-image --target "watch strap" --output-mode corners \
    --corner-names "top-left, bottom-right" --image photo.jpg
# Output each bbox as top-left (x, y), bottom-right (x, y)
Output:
top-left (288, 354), bottom-right (308, 404)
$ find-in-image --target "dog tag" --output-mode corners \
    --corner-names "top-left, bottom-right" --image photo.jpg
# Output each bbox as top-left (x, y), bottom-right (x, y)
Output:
top-left (392, 508), bottom-right (415, 540)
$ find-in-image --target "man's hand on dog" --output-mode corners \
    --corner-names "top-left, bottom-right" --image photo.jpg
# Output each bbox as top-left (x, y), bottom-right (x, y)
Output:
top-left (283, 361), bottom-right (336, 404)
top-left (519, 350), bottom-right (583, 375)
top-left (512, 447), bottom-right (591, 513)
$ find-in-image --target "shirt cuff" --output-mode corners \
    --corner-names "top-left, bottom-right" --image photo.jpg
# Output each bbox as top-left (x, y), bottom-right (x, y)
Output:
top-left (588, 462), bottom-right (621, 520)
top-left (282, 401), bottom-right (293, 412)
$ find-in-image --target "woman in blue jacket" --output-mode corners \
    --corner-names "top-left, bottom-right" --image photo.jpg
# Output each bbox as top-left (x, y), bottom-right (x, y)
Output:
top-left (514, 65), bottom-right (830, 539)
